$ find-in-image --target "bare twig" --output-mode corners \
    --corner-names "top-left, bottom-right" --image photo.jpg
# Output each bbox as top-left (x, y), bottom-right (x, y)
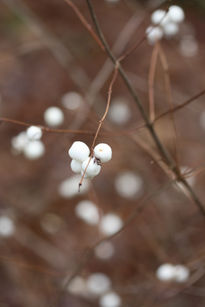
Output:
top-left (64, 0), bottom-right (104, 51)
top-left (86, 0), bottom-right (205, 216)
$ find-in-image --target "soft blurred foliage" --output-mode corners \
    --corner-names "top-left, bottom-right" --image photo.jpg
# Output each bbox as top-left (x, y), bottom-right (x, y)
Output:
top-left (0, 0), bottom-right (205, 306)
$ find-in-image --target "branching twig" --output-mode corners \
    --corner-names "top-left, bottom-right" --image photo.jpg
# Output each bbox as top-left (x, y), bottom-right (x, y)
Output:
top-left (85, 0), bottom-right (205, 216)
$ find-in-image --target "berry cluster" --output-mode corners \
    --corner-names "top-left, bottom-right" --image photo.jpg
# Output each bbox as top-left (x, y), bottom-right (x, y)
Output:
top-left (146, 5), bottom-right (185, 44)
top-left (68, 141), bottom-right (112, 179)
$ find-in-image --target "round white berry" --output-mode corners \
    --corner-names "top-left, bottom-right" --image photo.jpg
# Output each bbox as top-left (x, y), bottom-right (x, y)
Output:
top-left (151, 9), bottom-right (166, 25)
top-left (75, 200), bottom-right (99, 225)
top-left (99, 292), bottom-right (121, 307)
top-left (61, 91), bottom-right (83, 110)
top-left (94, 143), bottom-right (112, 163)
top-left (26, 126), bottom-right (42, 141)
top-left (44, 106), bottom-right (64, 127)
top-left (109, 99), bottom-right (131, 125)
top-left (146, 26), bottom-right (163, 45)
top-left (58, 175), bottom-right (90, 198)
top-left (0, 216), bottom-right (15, 237)
top-left (86, 273), bottom-right (111, 296)
top-left (11, 131), bottom-right (28, 153)
top-left (81, 157), bottom-right (101, 178)
top-left (68, 141), bottom-right (90, 162)
top-left (168, 5), bottom-right (185, 23)
top-left (173, 265), bottom-right (190, 282)
top-left (156, 263), bottom-right (176, 281)
top-left (99, 213), bottom-right (123, 236)
top-left (70, 159), bottom-right (82, 173)
top-left (95, 241), bottom-right (115, 260)
top-left (23, 140), bottom-right (45, 160)
top-left (163, 22), bottom-right (179, 37)
top-left (115, 171), bottom-right (143, 199)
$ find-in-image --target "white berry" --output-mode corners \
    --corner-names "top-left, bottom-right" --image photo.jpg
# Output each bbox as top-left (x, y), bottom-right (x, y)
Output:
top-left (99, 213), bottom-right (123, 236)
top-left (23, 140), bottom-right (45, 160)
top-left (168, 5), bottom-right (185, 23)
top-left (68, 141), bottom-right (90, 162)
top-left (11, 131), bottom-right (28, 153)
top-left (70, 159), bottom-right (82, 173)
top-left (174, 265), bottom-right (190, 282)
top-left (146, 26), bottom-right (163, 45)
top-left (163, 22), bottom-right (179, 37)
top-left (81, 157), bottom-right (101, 178)
top-left (26, 126), bottom-right (42, 140)
top-left (75, 200), bottom-right (99, 225)
top-left (44, 106), bottom-right (64, 127)
top-left (156, 263), bottom-right (176, 281)
top-left (99, 292), bottom-right (121, 307)
top-left (151, 9), bottom-right (166, 25)
top-left (86, 273), bottom-right (111, 296)
top-left (94, 143), bottom-right (112, 163)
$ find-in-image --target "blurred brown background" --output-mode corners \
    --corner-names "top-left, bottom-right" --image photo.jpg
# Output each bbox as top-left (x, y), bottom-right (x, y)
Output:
top-left (1, 0), bottom-right (205, 306)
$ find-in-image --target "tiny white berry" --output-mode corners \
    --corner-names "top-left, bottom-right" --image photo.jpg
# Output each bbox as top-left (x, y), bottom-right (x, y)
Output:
top-left (163, 22), bottom-right (179, 37)
top-left (81, 157), bottom-right (101, 178)
top-left (151, 9), bottom-right (166, 25)
top-left (70, 159), bottom-right (82, 173)
top-left (26, 126), bottom-right (42, 140)
top-left (146, 26), bottom-right (163, 45)
top-left (23, 140), bottom-right (45, 160)
top-left (44, 106), bottom-right (64, 127)
top-left (156, 263), bottom-right (176, 281)
top-left (11, 131), bottom-right (28, 153)
top-left (68, 141), bottom-right (90, 162)
top-left (94, 143), bottom-right (112, 163)
top-left (75, 200), bottom-right (99, 225)
top-left (168, 5), bottom-right (185, 23)
top-left (99, 292), bottom-right (121, 307)
top-left (174, 265), bottom-right (190, 282)
top-left (86, 273), bottom-right (111, 296)
top-left (99, 213), bottom-right (123, 236)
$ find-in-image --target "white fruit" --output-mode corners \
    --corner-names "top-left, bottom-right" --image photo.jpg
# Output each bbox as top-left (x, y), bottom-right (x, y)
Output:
top-left (26, 126), bottom-right (42, 140)
top-left (75, 200), bottom-right (99, 225)
top-left (174, 265), bottom-right (190, 282)
top-left (86, 273), bottom-right (111, 296)
top-left (163, 22), bottom-right (179, 37)
top-left (23, 140), bottom-right (45, 160)
top-left (99, 213), bottom-right (123, 236)
top-left (99, 292), bottom-right (121, 307)
top-left (168, 5), bottom-right (185, 23)
top-left (156, 263), bottom-right (176, 281)
top-left (70, 159), bottom-right (82, 173)
top-left (146, 26), bottom-right (163, 45)
top-left (151, 9), bottom-right (166, 25)
top-left (68, 141), bottom-right (90, 162)
top-left (94, 143), bottom-right (112, 163)
top-left (81, 157), bottom-right (101, 178)
top-left (44, 106), bottom-right (64, 127)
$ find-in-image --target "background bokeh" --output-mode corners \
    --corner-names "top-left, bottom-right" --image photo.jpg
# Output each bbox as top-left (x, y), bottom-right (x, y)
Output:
top-left (0, 0), bottom-right (205, 306)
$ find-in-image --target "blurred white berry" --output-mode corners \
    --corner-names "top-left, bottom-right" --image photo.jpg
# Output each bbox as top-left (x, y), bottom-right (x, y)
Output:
top-left (163, 22), bottom-right (179, 37)
top-left (23, 140), bottom-right (45, 160)
top-left (99, 213), bottom-right (123, 236)
top-left (68, 141), bottom-right (90, 162)
top-left (44, 106), bottom-right (64, 127)
top-left (146, 26), bottom-right (163, 45)
top-left (115, 171), bottom-right (143, 199)
top-left (26, 126), bottom-right (42, 141)
top-left (58, 175), bottom-right (90, 198)
top-left (81, 157), bottom-right (101, 178)
top-left (99, 292), bottom-right (121, 307)
top-left (0, 216), bottom-right (15, 237)
top-left (174, 265), bottom-right (190, 282)
top-left (151, 9), bottom-right (166, 25)
top-left (86, 273), bottom-right (111, 296)
top-left (61, 91), bottom-right (83, 110)
top-left (168, 5), bottom-right (185, 23)
top-left (109, 99), bottom-right (131, 125)
top-left (11, 131), bottom-right (28, 153)
top-left (67, 276), bottom-right (88, 296)
top-left (179, 35), bottom-right (198, 57)
top-left (95, 241), bottom-right (115, 260)
top-left (70, 159), bottom-right (82, 174)
top-left (94, 143), bottom-right (112, 163)
top-left (156, 263), bottom-right (176, 281)
top-left (75, 200), bottom-right (100, 225)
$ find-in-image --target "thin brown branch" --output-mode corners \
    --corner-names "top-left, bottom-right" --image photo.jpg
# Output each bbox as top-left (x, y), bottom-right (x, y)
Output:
top-left (64, 0), bottom-right (104, 51)
top-left (148, 43), bottom-right (159, 122)
top-left (86, 0), bottom-right (205, 216)
top-left (157, 43), bottom-right (179, 165)
top-left (0, 117), bottom-right (94, 135)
